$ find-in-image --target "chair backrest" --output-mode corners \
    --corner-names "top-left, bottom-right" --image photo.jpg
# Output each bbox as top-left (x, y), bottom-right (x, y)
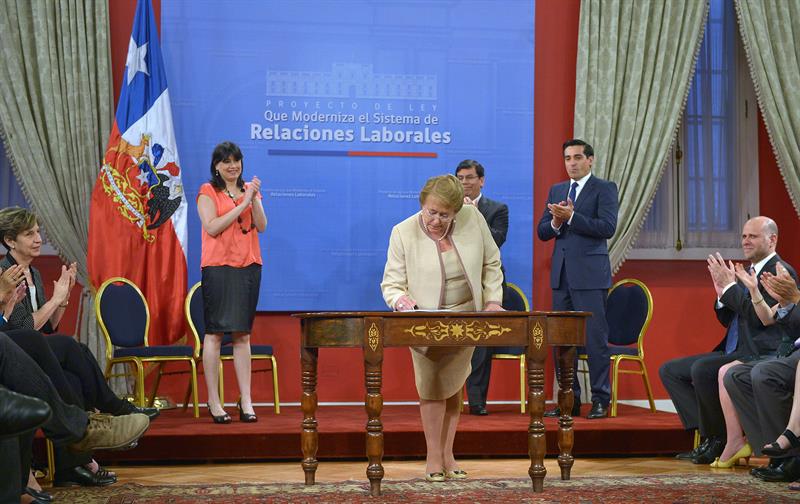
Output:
top-left (185, 282), bottom-right (233, 347)
top-left (503, 282), bottom-right (530, 311)
top-left (95, 277), bottom-right (149, 354)
top-left (186, 281), bottom-right (206, 341)
top-left (606, 278), bottom-right (653, 349)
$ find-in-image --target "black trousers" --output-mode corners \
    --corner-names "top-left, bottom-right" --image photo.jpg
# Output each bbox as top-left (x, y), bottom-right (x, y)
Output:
top-left (0, 436), bottom-right (23, 503)
top-left (2, 331), bottom-right (97, 475)
top-left (659, 351), bottom-right (740, 437)
top-left (551, 267), bottom-right (610, 406)
top-left (0, 333), bottom-right (87, 444)
top-left (724, 353), bottom-right (800, 456)
top-left (5, 330), bottom-right (83, 407)
top-left (466, 283), bottom-right (523, 408)
top-left (466, 346), bottom-right (524, 407)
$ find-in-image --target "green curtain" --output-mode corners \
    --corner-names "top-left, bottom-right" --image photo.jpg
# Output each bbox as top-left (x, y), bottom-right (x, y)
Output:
top-left (573, 0), bottom-right (709, 272)
top-left (735, 0), bottom-right (800, 218)
top-left (0, 0), bottom-right (115, 382)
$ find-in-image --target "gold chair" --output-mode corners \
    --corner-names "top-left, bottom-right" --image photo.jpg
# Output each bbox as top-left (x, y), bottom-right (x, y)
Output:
top-left (578, 278), bottom-right (656, 417)
top-left (95, 277), bottom-right (200, 418)
top-left (185, 281), bottom-right (280, 413)
top-left (492, 282), bottom-right (529, 413)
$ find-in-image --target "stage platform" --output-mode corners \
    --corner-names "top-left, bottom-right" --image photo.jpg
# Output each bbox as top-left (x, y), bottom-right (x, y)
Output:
top-left (56, 403), bottom-right (694, 464)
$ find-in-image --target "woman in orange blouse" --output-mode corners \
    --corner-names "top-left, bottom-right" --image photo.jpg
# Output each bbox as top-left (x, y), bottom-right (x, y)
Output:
top-left (197, 141), bottom-right (267, 423)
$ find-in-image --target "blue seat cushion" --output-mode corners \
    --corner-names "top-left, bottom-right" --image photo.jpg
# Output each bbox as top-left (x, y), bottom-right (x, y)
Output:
top-left (114, 345), bottom-right (195, 358)
top-left (219, 344), bottom-right (274, 357)
top-left (608, 344), bottom-right (639, 357)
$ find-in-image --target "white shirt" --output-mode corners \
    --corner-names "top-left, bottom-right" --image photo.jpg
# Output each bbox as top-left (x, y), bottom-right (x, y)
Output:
top-left (717, 252), bottom-right (777, 306)
top-left (29, 284), bottom-right (38, 311)
top-left (552, 173), bottom-right (592, 231)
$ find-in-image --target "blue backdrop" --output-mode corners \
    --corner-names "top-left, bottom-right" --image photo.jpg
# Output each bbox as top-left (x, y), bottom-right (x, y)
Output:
top-left (162, 0), bottom-right (534, 310)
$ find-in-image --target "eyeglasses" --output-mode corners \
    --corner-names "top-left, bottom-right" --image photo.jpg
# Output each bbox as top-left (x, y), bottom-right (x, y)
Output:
top-left (456, 174), bottom-right (479, 182)
top-left (423, 207), bottom-right (453, 223)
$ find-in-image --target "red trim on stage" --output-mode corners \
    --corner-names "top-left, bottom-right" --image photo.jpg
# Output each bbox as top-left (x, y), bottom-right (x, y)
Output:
top-left (348, 151), bottom-right (437, 158)
top-left (42, 403), bottom-right (689, 463)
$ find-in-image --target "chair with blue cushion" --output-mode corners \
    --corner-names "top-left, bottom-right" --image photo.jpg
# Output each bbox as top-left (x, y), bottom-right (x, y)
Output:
top-left (492, 282), bottom-right (529, 413)
top-left (95, 277), bottom-right (200, 417)
top-left (578, 278), bottom-right (656, 417)
top-left (185, 282), bottom-right (280, 413)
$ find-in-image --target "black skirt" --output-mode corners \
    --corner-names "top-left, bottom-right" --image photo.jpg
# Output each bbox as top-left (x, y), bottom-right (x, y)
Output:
top-left (201, 264), bottom-right (262, 333)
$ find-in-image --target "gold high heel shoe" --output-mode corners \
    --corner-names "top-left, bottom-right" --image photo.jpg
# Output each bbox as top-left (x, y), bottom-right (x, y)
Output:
top-left (710, 443), bottom-right (752, 469)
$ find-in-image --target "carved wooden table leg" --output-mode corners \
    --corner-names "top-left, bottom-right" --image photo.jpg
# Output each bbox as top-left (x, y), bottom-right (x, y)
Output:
top-left (556, 346), bottom-right (577, 480)
top-left (527, 317), bottom-right (547, 492)
top-left (300, 345), bottom-right (319, 485)
top-left (363, 318), bottom-right (384, 497)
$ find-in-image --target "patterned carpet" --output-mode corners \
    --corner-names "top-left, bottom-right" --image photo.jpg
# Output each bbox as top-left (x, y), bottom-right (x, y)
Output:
top-left (49, 473), bottom-right (799, 503)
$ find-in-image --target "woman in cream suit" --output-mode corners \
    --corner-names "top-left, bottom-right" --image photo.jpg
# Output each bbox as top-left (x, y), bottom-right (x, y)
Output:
top-left (381, 174), bottom-right (504, 482)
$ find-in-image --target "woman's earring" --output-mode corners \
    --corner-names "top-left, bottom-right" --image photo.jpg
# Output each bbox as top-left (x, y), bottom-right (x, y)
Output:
top-left (215, 170), bottom-right (220, 177)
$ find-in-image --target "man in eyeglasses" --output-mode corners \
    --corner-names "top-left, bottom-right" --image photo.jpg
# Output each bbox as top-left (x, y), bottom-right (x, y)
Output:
top-left (456, 159), bottom-right (509, 416)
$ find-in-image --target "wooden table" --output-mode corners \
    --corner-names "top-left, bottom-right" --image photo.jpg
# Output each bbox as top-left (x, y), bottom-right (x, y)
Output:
top-left (294, 310), bottom-right (588, 496)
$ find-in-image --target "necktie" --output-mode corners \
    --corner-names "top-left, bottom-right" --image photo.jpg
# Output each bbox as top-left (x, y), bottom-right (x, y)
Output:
top-left (724, 275), bottom-right (751, 355)
top-left (724, 317), bottom-right (738, 354)
top-left (568, 181), bottom-right (578, 203)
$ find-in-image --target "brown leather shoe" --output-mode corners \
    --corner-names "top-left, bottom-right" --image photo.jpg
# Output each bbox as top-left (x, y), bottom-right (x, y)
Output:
top-left (69, 412), bottom-right (149, 452)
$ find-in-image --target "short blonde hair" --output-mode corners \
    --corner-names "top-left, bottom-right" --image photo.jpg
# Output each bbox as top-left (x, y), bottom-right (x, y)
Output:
top-left (0, 207), bottom-right (37, 251)
top-left (419, 174), bottom-right (464, 213)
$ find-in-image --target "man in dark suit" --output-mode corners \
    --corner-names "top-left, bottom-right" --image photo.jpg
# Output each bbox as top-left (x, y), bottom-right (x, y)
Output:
top-left (456, 159), bottom-right (510, 416)
top-left (660, 216), bottom-right (797, 464)
top-left (723, 261), bottom-right (800, 483)
top-left (537, 139), bottom-right (618, 419)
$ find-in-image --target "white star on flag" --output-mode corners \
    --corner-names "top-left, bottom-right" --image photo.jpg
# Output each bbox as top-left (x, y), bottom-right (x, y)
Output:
top-left (136, 169), bottom-right (151, 186)
top-left (126, 38), bottom-right (149, 84)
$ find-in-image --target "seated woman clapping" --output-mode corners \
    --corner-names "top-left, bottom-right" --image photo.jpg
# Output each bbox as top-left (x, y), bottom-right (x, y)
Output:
top-left (0, 207), bottom-right (158, 487)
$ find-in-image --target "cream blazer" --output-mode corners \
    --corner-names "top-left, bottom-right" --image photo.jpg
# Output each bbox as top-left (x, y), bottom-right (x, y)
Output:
top-left (381, 204), bottom-right (503, 310)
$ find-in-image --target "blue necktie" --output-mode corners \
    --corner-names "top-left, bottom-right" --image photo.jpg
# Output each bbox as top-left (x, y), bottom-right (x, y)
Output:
top-left (568, 181), bottom-right (578, 203)
top-left (724, 317), bottom-right (738, 354)
top-left (724, 268), bottom-right (753, 354)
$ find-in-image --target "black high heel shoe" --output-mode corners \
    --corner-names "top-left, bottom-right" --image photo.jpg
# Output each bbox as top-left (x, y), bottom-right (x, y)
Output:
top-left (208, 408), bottom-right (231, 424)
top-left (763, 429), bottom-right (800, 457)
top-left (237, 400), bottom-right (258, 423)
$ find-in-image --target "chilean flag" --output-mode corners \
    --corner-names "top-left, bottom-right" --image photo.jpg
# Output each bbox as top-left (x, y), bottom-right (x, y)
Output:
top-left (88, 0), bottom-right (187, 346)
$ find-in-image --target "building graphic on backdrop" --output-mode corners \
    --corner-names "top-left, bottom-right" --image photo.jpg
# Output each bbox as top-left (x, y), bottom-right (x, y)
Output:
top-left (267, 63), bottom-right (437, 100)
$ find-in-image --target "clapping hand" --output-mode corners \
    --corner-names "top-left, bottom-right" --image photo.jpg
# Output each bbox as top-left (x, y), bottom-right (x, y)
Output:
top-left (66, 262), bottom-right (77, 290)
top-left (2, 282), bottom-right (26, 316)
top-left (463, 196), bottom-right (477, 207)
top-left (52, 265), bottom-right (72, 305)
top-left (0, 265), bottom-right (24, 300)
top-left (761, 263), bottom-right (800, 306)
top-left (244, 176), bottom-right (262, 204)
top-left (734, 263), bottom-right (758, 292)
top-left (484, 302), bottom-right (504, 312)
top-left (548, 199), bottom-right (574, 227)
top-left (707, 252), bottom-right (736, 297)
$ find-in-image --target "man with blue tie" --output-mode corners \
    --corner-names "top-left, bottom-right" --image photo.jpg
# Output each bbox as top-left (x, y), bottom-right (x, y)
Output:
top-left (723, 261), bottom-right (800, 483)
top-left (660, 216), bottom-right (796, 464)
top-left (537, 139), bottom-right (619, 420)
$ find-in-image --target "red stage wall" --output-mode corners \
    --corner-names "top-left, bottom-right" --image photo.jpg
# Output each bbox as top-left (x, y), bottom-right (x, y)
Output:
top-left (29, 0), bottom-right (796, 405)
